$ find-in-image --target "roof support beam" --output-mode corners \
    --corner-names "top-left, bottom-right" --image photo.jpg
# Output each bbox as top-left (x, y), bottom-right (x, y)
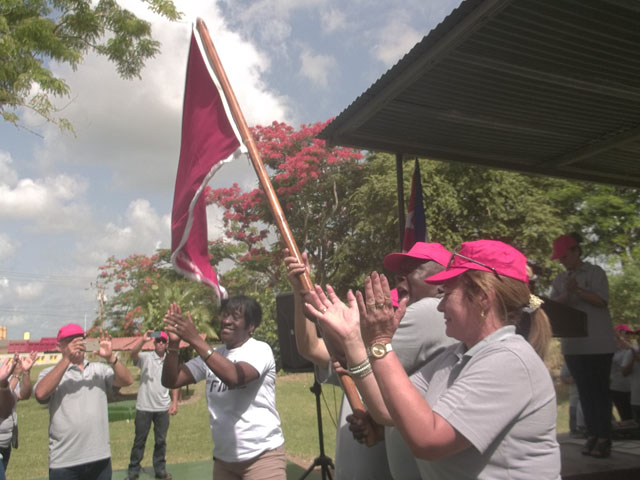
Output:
top-left (542, 124), bottom-right (640, 167)
top-left (454, 53), bottom-right (640, 101)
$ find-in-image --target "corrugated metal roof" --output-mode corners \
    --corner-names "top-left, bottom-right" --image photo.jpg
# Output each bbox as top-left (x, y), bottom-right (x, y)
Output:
top-left (319, 0), bottom-right (640, 187)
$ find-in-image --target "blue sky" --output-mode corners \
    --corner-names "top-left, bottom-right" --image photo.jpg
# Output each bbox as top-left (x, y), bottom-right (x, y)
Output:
top-left (0, 0), bottom-right (462, 339)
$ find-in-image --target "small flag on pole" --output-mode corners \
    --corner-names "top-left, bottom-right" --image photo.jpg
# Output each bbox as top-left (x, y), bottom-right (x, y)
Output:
top-left (402, 159), bottom-right (428, 252)
top-left (171, 27), bottom-right (246, 301)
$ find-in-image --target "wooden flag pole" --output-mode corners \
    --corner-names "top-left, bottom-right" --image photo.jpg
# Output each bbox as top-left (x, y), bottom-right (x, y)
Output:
top-left (195, 18), bottom-right (376, 444)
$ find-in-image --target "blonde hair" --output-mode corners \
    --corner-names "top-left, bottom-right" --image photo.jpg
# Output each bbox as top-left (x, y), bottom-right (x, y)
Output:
top-left (461, 271), bottom-right (552, 359)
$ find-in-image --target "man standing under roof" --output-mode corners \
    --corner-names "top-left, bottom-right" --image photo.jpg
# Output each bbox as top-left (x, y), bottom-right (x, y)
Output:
top-left (35, 324), bottom-right (133, 480)
top-left (284, 242), bottom-right (454, 480)
top-left (126, 330), bottom-right (179, 480)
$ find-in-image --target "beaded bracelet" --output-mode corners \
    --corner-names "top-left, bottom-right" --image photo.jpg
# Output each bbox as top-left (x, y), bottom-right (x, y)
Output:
top-left (348, 358), bottom-right (373, 379)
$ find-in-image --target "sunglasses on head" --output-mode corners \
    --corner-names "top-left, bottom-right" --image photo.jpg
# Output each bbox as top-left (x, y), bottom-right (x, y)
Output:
top-left (447, 249), bottom-right (502, 281)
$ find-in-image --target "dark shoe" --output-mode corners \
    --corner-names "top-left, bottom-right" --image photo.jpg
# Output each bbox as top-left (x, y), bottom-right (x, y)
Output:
top-left (155, 473), bottom-right (172, 480)
top-left (591, 439), bottom-right (612, 459)
top-left (581, 436), bottom-right (597, 456)
top-left (125, 475), bottom-right (139, 480)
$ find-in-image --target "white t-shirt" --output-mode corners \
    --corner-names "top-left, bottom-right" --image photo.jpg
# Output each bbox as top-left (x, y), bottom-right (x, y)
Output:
top-left (611, 348), bottom-right (631, 392)
top-left (623, 346), bottom-right (640, 405)
top-left (411, 326), bottom-right (561, 480)
top-left (185, 338), bottom-right (284, 462)
top-left (0, 383), bottom-right (18, 448)
top-left (135, 351), bottom-right (171, 411)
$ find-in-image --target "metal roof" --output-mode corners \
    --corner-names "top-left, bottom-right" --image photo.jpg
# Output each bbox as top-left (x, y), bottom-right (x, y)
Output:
top-left (319, 0), bottom-right (640, 187)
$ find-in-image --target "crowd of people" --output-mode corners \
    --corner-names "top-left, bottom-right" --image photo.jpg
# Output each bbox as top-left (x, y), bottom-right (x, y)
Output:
top-left (0, 234), bottom-right (639, 480)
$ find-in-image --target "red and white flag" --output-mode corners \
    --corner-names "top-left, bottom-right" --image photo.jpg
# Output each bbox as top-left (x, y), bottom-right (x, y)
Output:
top-left (402, 159), bottom-right (428, 252)
top-left (171, 28), bottom-right (246, 302)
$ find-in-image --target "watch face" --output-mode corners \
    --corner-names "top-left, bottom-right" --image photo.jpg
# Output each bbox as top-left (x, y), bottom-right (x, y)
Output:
top-left (371, 343), bottom-right (386, 357)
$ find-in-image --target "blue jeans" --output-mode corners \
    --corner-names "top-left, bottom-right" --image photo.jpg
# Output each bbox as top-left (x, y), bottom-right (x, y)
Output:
top-left (0, 446), bottom-right (10, 471)
top-left (128, 409), bottom-right (170, 476)
top-left (49, 458), bottom-right (111, 480)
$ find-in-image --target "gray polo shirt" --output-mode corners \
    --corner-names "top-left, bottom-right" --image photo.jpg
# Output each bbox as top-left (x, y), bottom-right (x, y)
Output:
top-left (551, 261), bottom-right (616, 355)
top-left (135, 352), bottom-right (171, 412)
top-left (411, 326), bottom-right (561, 480)
top-left (385, 296), bottom-right (455, 480)
top-left (35, 361), bottom-right (114, 468)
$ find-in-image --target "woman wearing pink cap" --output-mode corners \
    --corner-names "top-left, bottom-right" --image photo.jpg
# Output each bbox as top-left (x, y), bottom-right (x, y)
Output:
top-left (306, 240), bottom-right (560, 479)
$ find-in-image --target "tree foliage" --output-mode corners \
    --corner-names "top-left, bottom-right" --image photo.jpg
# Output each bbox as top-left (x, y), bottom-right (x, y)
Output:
top-left (96, 120), bottom-right (640, 364)
top-left (0, 0), bottom-right (181, 129)
top-left (97, 248), bottom-right (221, 339)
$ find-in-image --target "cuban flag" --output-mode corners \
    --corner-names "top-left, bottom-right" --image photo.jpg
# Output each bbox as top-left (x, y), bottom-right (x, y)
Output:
top-left (402, 159), bottom-right (428, 252)
top-left (170, 27), bottom-right (245, 302)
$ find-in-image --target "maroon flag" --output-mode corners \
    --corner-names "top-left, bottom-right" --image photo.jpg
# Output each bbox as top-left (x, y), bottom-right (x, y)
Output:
top-left (171, 29), bottom-right (245, 301)
top-left (402, 159), bottom-right (428, 252)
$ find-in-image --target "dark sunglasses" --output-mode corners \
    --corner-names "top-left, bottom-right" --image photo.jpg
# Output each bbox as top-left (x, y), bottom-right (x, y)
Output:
top-left (154, 338), bottom-right (167, 344)
top-left (447, 250), bottom-right (502, 281)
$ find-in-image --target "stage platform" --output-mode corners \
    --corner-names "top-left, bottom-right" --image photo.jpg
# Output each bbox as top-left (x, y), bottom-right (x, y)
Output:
top-left (560, 433), bottom-right (640, 479)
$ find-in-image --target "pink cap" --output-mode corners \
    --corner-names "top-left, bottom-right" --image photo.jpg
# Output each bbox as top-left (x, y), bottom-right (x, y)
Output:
top-left (551, 234), bottom-right (578, 260)
top-left (615, 323), bottom-right (634, 333)
top-left (390, 288), bottom-right (399, 308)
top-left (384, 242), bottom-right (451, 273)
top-left (426, 240), bottom-right (529, 284)
top-left (158, 331), bottom-right (168, 341)
top-left (57, 323), bottom-right (85, 341)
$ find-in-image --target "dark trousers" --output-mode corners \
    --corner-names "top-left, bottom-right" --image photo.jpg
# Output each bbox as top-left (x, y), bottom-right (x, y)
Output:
top-left (49, 458), bottom-right (111, 480)
top-left (610, 389), bottom-right (633, 421)
top-left (0, 446), bottom-right (10, 471)
top-left (128, 409), bottom-right (170, 476)
top-left (565, 353), bottom-right (613, 439)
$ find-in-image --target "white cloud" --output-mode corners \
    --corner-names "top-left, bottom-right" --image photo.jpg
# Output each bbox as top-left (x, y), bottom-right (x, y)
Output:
top-left (15, 282), bottom-right (44, 300)
top-left (0, 234), bottom-right (18, 262)
top-left (28, 0), bottom-right (292, 193)
top-left (371, 15), bottom-right (423, 66)
top-left (299, 48), bottom-right (336, 89)
top-left (75, 198), bottom-right (171, 267)
top-left (0, 151), bottom-right (18, 185)
top-left (320, 7), bottom-right (347, 33)
top-left (0, 162), bottom-right (90, 232)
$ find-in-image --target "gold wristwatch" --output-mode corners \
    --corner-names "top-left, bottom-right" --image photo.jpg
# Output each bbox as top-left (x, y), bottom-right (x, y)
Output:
top-left (368, 342), bottom-right (393, 359)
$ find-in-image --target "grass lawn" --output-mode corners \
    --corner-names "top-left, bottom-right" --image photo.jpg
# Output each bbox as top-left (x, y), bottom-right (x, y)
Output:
top-left (8, 363), bottom-right (342, 479)
top-left (9, 341), bottom-right (570, 479)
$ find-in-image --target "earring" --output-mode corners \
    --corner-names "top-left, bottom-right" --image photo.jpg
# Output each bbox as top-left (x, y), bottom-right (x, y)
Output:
top-left (480, 311), bottom-right (486, 319)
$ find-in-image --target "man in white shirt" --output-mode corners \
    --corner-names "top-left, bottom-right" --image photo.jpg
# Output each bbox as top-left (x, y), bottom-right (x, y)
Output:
top-left (126, 331), bottom-right (178, 480)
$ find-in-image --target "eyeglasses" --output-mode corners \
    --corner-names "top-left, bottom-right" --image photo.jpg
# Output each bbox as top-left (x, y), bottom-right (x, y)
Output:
top-left (447, 250), bottom-right (502, 280)
top-left (154, 339), bottom-right (167, 344)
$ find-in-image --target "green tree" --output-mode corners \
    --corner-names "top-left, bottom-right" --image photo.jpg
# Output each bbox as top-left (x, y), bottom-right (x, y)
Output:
top-left (0, 0), bottom-right (181, 129)
top-left (97, 246), bottom-right (233, 339)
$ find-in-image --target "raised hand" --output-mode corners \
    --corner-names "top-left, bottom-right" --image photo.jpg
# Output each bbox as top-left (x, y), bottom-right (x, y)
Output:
top-left (98, 330), bottom-right (114, 360)
top-left (305, 285), bottom-right (363, 353)
top-left (284, 249), bottom-right (311, 293)
top-left (20, 351), bottom-right (37, 373)
top-left (164, 303), bottom-right (199, 345)
top-left (356, 272), bottom-right (406, 346)
top-left (0, 355), bottom-right (17, 383)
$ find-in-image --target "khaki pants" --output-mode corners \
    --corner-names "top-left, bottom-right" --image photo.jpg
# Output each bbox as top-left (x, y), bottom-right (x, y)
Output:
top-left (213, 445), bottom-right (286, 480)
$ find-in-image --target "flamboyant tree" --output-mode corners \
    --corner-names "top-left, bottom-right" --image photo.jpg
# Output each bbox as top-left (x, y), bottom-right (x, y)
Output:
top-left (206, 120), bottom-right (364, 288)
